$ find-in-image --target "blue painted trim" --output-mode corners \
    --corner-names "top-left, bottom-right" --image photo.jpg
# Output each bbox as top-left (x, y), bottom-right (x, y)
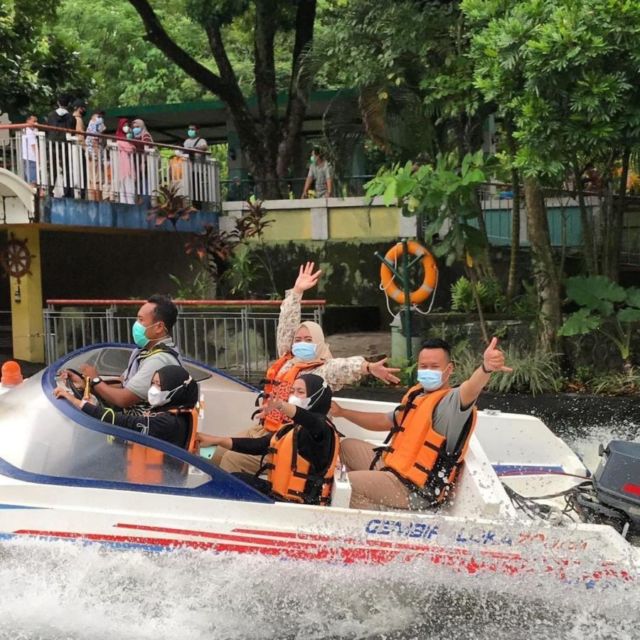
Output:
top-left (0, 504), bottom-right (42, 510)
top-left (0, 532), bottom-right (171, 553)
top-left (493, 464), bottom-right (565, 476)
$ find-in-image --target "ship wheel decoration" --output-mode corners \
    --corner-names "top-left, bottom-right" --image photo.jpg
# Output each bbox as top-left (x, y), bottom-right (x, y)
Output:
top-left (1, 233), bottom-right (34, 283)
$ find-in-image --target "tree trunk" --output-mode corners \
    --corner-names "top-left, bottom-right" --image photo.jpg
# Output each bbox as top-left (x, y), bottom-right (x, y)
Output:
top-left (603, 147), bottom-right (630, 282)
top-left (504, 121), bottom-right (520, 302)
top-left (573, 163), bottom-right (597, 275)
top-left (523, 177), bottom-right (562, 353)
top-left (128, 0), bottom-right (317, 201)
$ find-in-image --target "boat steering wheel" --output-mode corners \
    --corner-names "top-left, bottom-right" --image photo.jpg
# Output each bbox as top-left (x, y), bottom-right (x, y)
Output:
top-left (62, 368), bottom-right (87, 400)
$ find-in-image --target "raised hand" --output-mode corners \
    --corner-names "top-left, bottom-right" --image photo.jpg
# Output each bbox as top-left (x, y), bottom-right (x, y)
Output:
top-left (483, 337), bottom-right (513, 373)
top-left (367, 357), bottom-right (401, 385)
top-left (292, 261), bottom-right (322, 295)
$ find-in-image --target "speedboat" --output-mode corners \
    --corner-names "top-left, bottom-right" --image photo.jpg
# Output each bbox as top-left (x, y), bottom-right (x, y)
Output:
top-left (0, 344), bottom-right (638, 589)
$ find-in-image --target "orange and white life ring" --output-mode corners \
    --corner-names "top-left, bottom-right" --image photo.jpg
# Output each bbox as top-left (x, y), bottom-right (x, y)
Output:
top-left (380, 240), bottom-right (437, 305)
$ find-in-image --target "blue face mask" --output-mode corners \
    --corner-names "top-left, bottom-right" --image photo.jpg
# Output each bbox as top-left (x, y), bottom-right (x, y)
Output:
top-left (132, 126), bottom-right (142, 136)
top-left (417, 368), bottom-right (443, 392)
top-left (132, 321), bottom-right (150, 348)
top-left (188, 129), bottom-right (197, 138)
top-left (291, 342), bottom-right (317, 361)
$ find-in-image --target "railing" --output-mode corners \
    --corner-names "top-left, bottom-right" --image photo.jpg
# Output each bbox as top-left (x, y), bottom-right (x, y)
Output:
top-left (43, 299), bottom-right (325, 379)
top-left (0, 124), bottom-right (220, 208)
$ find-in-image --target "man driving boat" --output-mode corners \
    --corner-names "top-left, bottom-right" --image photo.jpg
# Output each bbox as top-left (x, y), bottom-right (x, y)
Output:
top-left (62, 294), bottom-right (182, 411)
top-left (331, 337), bottom-right (511, 511)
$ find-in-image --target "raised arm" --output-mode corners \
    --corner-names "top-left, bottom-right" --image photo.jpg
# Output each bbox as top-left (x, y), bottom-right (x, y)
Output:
top-left (276, 262), bottom-right (321, 356)
top-left (458, 337), bottom-right (512, 408)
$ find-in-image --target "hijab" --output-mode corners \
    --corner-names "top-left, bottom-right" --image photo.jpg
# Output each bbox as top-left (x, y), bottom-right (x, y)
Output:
top-left (290, 321), bottom-right (332, 364)
top-left (297, 373), bottom-right (332, 415)
top-left (155, 365), bottom-right (198, 409)
top-left (131, 118), bottom-right (153, 142)
top-left (115, 117), bottom-right (129, 139)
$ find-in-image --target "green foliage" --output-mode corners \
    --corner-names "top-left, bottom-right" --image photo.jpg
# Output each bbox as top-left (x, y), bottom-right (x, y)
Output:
top-left (222, 244), bottom-right (260, 297)
top-left (366, 150), bottom-right (492, 266)
top-left (451, 340), bottom-right (561, 396)
top-left (559, 276), bottom-right (640, 363)
top-left (451, 276), bottom-right (505, 314)
top-left (0, 0), bottom-right (89, 114)
top-left (463, 0), bottom-right (640, 178)
top-left (168, 264), bottom-right (214, 299)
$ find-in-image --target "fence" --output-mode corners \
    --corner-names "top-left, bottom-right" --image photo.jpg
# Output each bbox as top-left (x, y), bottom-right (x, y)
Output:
top-left (0, 124), bottom-right (220, 208)
top-left (43, 299), bottom-right (325, 380)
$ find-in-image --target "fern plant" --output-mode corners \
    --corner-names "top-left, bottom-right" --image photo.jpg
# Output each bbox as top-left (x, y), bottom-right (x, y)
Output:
top-left (450, 341), bottom-right (561, 396)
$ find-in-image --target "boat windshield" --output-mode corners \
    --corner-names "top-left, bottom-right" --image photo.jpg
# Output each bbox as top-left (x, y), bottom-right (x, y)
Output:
top-left (0, 346), bottom-right (214, 492)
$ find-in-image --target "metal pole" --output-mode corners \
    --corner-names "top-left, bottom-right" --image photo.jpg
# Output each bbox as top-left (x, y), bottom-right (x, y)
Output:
top-left (401, 238), bottom-right (412, 361)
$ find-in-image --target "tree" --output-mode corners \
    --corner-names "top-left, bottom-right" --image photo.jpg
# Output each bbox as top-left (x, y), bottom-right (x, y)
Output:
top-left (464, 0), bottom-right (640, 282)
top-left (121, 0), bottom-right (320, 197)
top-left (0, 0), bottom-right (88, 115)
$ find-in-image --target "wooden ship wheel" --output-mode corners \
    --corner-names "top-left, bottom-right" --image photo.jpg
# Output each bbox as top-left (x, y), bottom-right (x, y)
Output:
top-left (1, 233), bottom-right (34, 284)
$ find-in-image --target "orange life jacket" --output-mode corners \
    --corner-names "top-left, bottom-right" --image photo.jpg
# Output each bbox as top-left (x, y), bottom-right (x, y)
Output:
top-left (378, 384), bottom-right (477, 505)
top-left (125, 407), bottom-right (199, 484)
top-left (260, 354), bottom-right (319, 432)
top-left (265, 421), bottom-right (340, 505)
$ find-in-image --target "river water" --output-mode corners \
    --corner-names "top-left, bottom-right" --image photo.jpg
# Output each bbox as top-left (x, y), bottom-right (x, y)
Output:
top-left (1, 420), bottom-right (638, 640)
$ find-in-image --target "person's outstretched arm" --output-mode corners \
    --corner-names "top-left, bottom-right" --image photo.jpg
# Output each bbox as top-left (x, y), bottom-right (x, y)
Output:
top-left (330, 401), bottom-right (393, 432)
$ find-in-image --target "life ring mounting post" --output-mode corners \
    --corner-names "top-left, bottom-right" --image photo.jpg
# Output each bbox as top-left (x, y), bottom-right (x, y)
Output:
top-left (375, 238), bottom-right (438, 361)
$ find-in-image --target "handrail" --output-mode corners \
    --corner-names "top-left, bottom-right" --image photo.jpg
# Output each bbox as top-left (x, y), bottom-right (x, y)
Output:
top-left (46, 298), bottom-right (326, 307)
top-left (0, 123), bottom-right (210, 156)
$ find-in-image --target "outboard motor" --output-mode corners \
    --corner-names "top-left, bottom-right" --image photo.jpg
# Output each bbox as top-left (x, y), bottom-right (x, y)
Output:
top-left (574, 440), bottom-right (640, 535)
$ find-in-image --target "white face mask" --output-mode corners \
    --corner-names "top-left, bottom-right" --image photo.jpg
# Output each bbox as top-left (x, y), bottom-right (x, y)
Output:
top-left (148, 384), bottom-right (170, 407)
top-left (287, 394), bottom-right (310, 409)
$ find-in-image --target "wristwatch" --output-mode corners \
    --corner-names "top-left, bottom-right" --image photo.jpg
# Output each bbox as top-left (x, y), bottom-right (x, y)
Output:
top-left (91, 376), bottom-right (103, 386)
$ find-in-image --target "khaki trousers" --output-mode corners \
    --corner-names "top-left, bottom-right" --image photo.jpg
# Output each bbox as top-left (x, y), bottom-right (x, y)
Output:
top-left (340, 438), bottom-right (410, 510)
top-left (213, 423), bottom-right (268, 474)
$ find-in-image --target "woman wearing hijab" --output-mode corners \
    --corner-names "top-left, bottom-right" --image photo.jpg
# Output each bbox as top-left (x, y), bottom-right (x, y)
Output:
top-left (130, 118), bottom-right (155, 200)
top-left (197, 374), bottom-right (339, 505)
top-left (54, 365), bottom-right (198, 449)
top-left (213, 262), bottom-right (401, 475)
top-left (85, 110), bottom-right (106, 201)
top-left (115, 117), bottom-right (136, 204)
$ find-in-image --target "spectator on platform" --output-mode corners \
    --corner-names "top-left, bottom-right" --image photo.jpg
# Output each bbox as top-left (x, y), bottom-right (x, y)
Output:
top-left (86, 110), bottom-right (106, 201)
top-left (115, 118), bottom-right (136, 205)
top-left (183, 124), bottom-right (208, 156)
top-left (301, 147), bottom-right (333, 198)
top-left (183, 124), bottom-right (209, 205)
top-left (46, 96), bottom-right (76, 197)
top-left (21, 115), bottom-right (39, 185)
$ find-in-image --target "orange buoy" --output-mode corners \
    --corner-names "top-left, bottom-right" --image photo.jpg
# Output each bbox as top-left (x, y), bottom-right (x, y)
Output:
top-left (379, 241), bottom-right (438, 305)
top-left (1, 360), bottom-right (24, 387)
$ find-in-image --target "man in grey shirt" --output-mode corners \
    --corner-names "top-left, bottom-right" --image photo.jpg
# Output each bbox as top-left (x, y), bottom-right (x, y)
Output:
top-left (301, 147), bottom-right (333, 198)
top-left (331, 337), bottom-right (511, 510)
top-left (79, 294), bottom-right (182, 410)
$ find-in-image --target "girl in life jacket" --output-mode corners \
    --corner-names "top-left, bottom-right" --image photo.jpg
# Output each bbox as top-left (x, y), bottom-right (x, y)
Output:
top-left (54, 365), bottom-right (199, 449)
top-left (196, 374), bottom-right (339, 505)
top-left (214, 262), bottom-right (400, 475)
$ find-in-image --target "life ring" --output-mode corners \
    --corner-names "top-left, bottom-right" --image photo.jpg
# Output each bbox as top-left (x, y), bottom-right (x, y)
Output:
top-left (380, 240), bottom-right (437, 305)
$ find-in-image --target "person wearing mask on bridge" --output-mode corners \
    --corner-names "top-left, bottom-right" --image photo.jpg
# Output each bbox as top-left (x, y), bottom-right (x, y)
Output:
top-left (330, 337), bottom-right (511, 511)
top-left (182, 124), bottom-right (209, 206)
top-left (301, 147), bottom-right (333, 198)
top-left (213, 262), bottom-right (401, 475)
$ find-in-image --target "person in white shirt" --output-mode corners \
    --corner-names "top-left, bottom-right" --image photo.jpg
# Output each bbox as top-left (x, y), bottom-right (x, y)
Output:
top-left (21, 115), bottom-right (39, 184)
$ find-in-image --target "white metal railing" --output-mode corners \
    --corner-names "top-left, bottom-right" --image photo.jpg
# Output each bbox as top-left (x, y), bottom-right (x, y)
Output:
top-left (0, 124), bottom-right (220, 208)
top-left (43, 299), bottom-right (325, 380)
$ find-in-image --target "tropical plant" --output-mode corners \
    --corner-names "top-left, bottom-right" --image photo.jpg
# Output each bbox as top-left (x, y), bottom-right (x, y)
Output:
top-left (559, 276), bottom-right (640, 370)
top-left (451, 340), bottom-right (561, 396)
top-left (451, 276), bottom-right (505, 314)
top-left (168, 264), bottom-right (214, 299)
top-left (223, 244), bottom-right (261, 297)
top-left (148, 183), bottom-right (197, 229)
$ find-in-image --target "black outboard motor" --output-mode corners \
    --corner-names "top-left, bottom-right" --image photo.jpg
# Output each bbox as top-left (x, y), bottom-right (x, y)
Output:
top-left (574, 440), bottom-right (640, 535)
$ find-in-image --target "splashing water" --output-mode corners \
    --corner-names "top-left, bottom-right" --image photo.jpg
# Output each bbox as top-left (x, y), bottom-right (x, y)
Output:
top-left (1, 419), bottom-right (638, 640)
